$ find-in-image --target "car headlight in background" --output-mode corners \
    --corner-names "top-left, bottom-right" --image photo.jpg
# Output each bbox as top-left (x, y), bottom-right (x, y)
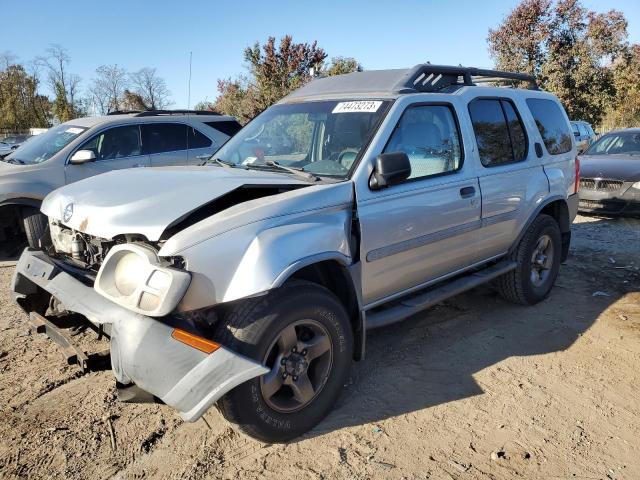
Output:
top-left (95, 243), bottom-right (190, 317)
top-left (632, 181), bottom-right (640, 190)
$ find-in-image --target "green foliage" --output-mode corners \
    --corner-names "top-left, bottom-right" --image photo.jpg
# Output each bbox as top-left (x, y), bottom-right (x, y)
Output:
top-left (488, 0), bottom-right (634, 126)
top-left (214, 36), bottom-right (326, 124)
top-left (602, 45), bottom-right (640, 130)
top-left (213, 37), bottom-right (362, 124)
top-left (0, 64), bottom-right (51, 131)
top-left (323, 57), bottom-right (363, 77)
top-left (52, 81), bottom-right (74, 122)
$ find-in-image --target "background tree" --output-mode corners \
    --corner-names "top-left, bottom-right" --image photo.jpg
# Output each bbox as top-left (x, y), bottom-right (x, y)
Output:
top-left (37, 44), bottom-right (83, 122)
top-left (0, 63), bottom-right (51, 132)
top-left (602, 44), bottom-right (640, 130)
top-left (130, 67), bottom-right (171, 110)
top-left (214, 36), bottom-right (328, 123)
top-left (89, 64), bottom-right (129, 114)
top-left (323, 57), bottom-right (363, 77)
top-left (121, 89), bottom-right (150, 111)
top-left (194, 100), bottom-right (217, 112)
top-left (488, 0), bottom-right (632, 125)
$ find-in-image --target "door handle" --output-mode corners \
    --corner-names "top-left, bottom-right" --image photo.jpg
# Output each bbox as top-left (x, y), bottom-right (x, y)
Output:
top-left (196, 155), bottom-right (211, 160)
top-left (460, 186), bottom-right (476, 198)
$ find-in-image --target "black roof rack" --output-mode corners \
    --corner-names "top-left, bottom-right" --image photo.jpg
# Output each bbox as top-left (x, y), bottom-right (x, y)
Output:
top-left (283, 64), bottom-right (539, 103)
top-left (107, 109), bottom-right (221, 117)
top-left (399, 65), bottom-right (538, 93)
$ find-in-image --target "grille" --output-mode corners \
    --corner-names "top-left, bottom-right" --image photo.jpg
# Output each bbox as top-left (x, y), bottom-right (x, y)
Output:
top-left (579, 178), bottom-right (624, 192)
top-left (579, 179), bottom-right (596, 189)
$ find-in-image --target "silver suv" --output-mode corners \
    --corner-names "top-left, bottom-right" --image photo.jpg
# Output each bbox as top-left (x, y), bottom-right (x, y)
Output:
top-left (0, 111), bottom-right (241, 247)
top-left (12, 65), bottom-right (579, 442)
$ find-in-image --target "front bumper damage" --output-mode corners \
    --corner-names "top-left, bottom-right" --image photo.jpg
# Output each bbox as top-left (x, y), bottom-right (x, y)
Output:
top-left (11, 248), bottom-right (268, 422)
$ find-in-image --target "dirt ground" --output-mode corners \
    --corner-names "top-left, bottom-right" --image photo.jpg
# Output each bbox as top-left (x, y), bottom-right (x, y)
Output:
top-left (0, 214), bottom-right (639, 480)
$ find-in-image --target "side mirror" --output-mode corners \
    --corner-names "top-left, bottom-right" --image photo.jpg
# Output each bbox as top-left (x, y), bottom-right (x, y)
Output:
top-left (369, 152), bottom-right (411, 190)
top-left (70, 150), bottom-right (96, 165)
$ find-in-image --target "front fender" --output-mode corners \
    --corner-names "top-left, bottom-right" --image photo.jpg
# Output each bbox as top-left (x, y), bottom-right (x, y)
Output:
top-left (172, 205), bottom-right (353, 312)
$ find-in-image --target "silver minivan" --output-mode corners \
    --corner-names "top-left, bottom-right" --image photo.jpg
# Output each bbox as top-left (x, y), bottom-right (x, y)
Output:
top-left (0, 111), bottom-right (241, 247)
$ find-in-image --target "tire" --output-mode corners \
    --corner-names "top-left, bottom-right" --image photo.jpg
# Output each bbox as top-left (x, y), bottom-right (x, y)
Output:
top-left (215, 281), bottom-right (353, 443)
top-left (21, 207), bottom-right (48, 249)
top-left (498, 214), bottom-right (562, 305)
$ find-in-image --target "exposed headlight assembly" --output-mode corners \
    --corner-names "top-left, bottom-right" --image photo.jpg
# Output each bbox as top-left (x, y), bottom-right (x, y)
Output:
top-left (632, 181), bottom-right (640, 189)
top-left (95, 243), bottom-right (190, 317)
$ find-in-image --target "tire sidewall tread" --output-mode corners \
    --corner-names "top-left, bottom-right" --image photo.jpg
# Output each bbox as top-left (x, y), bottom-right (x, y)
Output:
top-left (215, 281), bottom-right (353, 443)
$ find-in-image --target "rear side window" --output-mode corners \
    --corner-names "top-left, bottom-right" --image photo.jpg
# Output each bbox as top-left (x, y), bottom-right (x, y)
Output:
top-left (526, 99), bottom-right (572, 155)
top-left (468, 99), bottom-right (527, 167)
top-left (205, 120), bottom-right (242, 137)
top-left (142, 123), bottom-right (188, 154)
top-left (188, 127), bottom-right (212, 149)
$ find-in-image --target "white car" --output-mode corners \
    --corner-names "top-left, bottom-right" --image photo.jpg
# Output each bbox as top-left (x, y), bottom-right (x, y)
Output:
top-left (0, 134), bottom-right (32, 158)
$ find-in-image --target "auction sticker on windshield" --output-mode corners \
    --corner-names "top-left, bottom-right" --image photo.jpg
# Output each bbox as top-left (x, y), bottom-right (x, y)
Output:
top-left (332, 101), bottom-right (382, 113)
top-left (65, 127), bottom-right (84, 135)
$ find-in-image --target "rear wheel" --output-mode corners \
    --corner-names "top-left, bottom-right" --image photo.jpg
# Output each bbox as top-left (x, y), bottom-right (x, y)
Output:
top-left (498, 214), bottom-right (562, 305)
top-left (21, 207), bottom-right (48, 249)
top-left (215, 281), bottom-right (353, 443)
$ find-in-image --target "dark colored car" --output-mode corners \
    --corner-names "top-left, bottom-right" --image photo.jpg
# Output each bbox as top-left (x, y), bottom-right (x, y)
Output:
top-left (578, 128), bottom-right (640, 215)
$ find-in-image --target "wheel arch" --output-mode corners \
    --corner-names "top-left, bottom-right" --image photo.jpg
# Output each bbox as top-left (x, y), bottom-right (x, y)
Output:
top-left (512, 196), bottom-right (571, 262)
top-left (0, 198), bottom-right (44, 237)
top-left (283, 258), bottom-right (364, 361)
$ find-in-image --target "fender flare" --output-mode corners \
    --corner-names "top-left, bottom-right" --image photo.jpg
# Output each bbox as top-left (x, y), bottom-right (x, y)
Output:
top-left (509, 195), bottom-right (571, 260)
top-left (0, 197), bottom-right (43, 209)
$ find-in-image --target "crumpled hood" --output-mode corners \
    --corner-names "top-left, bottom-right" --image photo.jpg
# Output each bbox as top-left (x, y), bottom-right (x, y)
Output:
top-left (578, 155), bottom-right (640, 182)
top-left (41, 166), bottom-right (309, 241)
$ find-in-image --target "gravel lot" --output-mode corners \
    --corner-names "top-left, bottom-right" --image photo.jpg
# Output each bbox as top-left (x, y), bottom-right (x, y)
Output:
top-left (0, 214), bottom-right (639, 479)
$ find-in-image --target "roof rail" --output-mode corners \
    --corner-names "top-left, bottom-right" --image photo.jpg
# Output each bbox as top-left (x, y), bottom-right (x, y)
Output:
top-left (396, 64), bottom-right (538, 93)
top-left (134, 109), bottom-right (220, 117)
top-left (106, 109), bottom-right (221, 117)
top-left (107, 110), bottom-right (144, 115)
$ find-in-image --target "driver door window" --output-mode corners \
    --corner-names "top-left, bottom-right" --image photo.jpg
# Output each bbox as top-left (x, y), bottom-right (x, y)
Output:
top-left (384, 104), bottom-right (463, 180)
top-left (78, 125), bottom-right (142, 160)
top-left (65, 125), bottom-right (149, 185)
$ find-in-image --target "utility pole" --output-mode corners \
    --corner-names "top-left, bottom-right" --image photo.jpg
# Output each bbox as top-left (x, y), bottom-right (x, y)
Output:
top-left (187, 51), bottom-right (193, 109)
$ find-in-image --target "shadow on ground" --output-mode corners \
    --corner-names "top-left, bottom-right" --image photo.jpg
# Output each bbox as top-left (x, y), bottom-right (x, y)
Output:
top-left (307, 216), bottom-right (639, 438)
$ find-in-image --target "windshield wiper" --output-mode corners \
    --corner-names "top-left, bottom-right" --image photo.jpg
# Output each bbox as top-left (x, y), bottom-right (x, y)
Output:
top-left (263, 160), bottom-right (319, 181)
top-left (3, 157), bottom-right (25, 165)
top-left (202, 156), bottom-right (234, 168)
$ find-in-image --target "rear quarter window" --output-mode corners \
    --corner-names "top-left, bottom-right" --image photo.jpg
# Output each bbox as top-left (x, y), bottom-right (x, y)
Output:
top-left (205, 120), bottom-right (242, 137)
top-left (526, 98), bottom-right (572, 155)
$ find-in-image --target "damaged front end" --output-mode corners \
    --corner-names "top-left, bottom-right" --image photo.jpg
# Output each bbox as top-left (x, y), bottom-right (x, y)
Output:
top-left (12, 236), bottom-right (268, 422)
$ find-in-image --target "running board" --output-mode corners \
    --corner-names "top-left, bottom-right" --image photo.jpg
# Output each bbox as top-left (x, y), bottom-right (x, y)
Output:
top-left (365, 260), bottom-right (517, 330)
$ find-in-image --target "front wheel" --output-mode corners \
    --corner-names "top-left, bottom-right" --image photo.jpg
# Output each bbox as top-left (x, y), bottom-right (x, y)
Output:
top-left (215, 281), bottom-right (353, 443)
top-left (498, 214), bottom-right (562, 305)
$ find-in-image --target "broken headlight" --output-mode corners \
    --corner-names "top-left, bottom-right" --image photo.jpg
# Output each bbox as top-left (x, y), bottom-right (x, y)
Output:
top-left (94, 243), bottom-right (190, 317)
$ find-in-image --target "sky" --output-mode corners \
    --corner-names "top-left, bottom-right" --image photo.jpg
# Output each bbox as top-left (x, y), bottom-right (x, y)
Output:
top-left (2, 0), bottom-right (640, 110)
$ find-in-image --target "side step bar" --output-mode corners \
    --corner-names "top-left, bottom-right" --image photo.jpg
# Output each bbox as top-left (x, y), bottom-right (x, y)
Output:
top-left (28, 312), bottom-right (110, 372)
top-left (366, 260), bottom-right (517, 330)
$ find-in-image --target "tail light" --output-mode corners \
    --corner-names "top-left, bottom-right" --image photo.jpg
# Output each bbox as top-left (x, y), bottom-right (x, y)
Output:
top-left (574, 156), bottom-right (580, 194)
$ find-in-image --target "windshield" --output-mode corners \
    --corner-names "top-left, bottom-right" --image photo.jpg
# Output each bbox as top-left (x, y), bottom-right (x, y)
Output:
top-left (585, 132), bottom-right (640, 156)
top-left (6, 124), bottom-right (87, 164)
top-left (211, 100), bottom-right (391, 178)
